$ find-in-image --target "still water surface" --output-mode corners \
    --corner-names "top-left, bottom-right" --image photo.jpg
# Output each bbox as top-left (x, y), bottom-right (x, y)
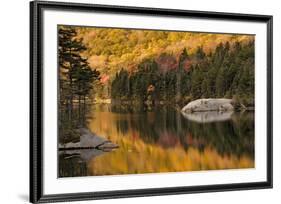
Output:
top-left (59, 104), bottom-right (254, 177)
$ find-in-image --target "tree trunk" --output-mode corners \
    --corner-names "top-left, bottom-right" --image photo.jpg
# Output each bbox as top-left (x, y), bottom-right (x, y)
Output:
top-left (78, 95), bottom-right (81, 124)
top-left (70, 77), bottom-right (73, 118)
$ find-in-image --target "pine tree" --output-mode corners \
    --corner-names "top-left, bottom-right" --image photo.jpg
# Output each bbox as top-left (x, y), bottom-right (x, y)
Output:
top-left (59, 26), bottom-right (100, 115)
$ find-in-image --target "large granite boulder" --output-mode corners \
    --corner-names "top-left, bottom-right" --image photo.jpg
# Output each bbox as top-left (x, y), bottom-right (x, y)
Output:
top-left (181, 98), bottom-right (234, 113)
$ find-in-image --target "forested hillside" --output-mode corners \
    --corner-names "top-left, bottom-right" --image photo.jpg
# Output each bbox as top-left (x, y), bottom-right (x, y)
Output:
top-left (67, 26), bottom-right (254, 107)
top-left (78, 27), bottom-right (253, 75)
top-left (111, 41), bottom-right (254, 106)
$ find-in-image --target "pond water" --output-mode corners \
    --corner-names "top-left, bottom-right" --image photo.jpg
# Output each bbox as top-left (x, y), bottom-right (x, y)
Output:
top-left (59, 104), bottom-right (254, 177)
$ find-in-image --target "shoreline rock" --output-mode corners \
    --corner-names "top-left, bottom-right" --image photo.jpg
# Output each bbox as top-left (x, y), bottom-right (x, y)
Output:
top-left (59, 128), bottom-right (119, 152)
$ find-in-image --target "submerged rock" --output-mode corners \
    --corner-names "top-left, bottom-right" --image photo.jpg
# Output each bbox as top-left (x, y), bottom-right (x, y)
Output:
top-left (181, 98), bottom-right (234, 113)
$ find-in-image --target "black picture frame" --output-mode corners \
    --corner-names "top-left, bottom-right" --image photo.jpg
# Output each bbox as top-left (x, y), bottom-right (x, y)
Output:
top-left (30, 1), bottom-right (273, 203)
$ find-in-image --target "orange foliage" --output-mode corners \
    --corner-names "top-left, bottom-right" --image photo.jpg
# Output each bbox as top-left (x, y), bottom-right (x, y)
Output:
top-left (74, 26), bottom-right (254, 76)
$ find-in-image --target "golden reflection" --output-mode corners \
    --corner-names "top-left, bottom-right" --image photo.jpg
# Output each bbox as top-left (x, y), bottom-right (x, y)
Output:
top-left (87, 107), bottom-right (254, 176)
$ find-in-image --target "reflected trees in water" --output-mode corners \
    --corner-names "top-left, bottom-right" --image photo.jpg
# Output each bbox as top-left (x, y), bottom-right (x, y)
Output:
top-left (59, 104), bottom-right (254, 177)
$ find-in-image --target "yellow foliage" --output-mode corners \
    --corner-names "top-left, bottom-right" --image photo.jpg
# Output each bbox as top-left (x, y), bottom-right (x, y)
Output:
top-left (88, 135), bottom-right (254, 176)
top-left (72, 26), bottom-right (254, 76)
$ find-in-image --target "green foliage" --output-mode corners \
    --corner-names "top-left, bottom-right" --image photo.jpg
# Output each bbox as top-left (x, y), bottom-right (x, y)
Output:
top-left (59, 26), bottom-right (100, 105)
top-left (111, 41), bottom-right (255, 107)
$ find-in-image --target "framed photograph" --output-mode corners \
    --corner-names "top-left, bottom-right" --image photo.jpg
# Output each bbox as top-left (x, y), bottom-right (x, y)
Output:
top-left (30, 1), bottom-right (273, 203)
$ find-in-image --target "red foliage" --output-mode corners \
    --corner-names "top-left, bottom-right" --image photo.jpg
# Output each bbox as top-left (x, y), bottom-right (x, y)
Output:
top-left (100, 74), bottom-right (109, 84)
top-left (156, 54), bottom-right (178, 72)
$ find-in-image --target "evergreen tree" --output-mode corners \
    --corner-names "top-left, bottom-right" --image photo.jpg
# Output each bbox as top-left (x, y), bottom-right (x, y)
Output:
top-left (59, 26), bottom-right (100, 114)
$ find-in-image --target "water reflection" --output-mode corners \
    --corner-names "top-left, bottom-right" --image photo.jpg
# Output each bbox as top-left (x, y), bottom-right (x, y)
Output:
top-left (59, 104), bottom-right (254, 177)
